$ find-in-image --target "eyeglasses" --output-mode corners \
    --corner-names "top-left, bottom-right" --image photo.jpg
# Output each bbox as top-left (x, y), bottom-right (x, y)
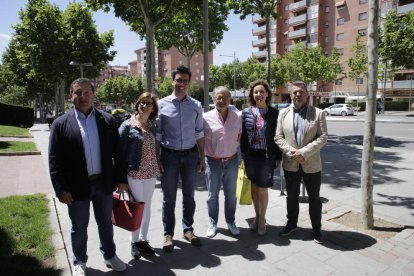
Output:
top-left (174, 79), bottom-right (190, 85)
top-left (140, 101), bottom-right (153, 106)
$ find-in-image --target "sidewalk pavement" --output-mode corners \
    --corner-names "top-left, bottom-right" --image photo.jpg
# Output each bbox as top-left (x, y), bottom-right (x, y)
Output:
top-left (1, 123), bottom-right (413, 276)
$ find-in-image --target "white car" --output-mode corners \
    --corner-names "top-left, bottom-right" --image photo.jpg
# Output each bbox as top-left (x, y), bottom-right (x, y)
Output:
top-left (323, 104), bottom-right (355, 116)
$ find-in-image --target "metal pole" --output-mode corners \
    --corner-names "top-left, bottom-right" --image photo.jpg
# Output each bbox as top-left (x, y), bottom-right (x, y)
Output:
top-left (233, 51), bottom-right (236, 92)
top-left (80, 65), bottom-right (84, 78)
top-left (410, 77), bottom-right (412, 112)
top-left (382, 60), bottom-right (387, 114)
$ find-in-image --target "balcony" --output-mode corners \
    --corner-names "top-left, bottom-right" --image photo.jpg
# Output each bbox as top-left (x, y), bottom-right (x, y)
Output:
top-left (252, 38), bottom-right (266, 47)
top-left (252, 25), bottom-right (266, 35)
top-left (287, 28), bottom-right (307, 39)
top-left (397, 2), bottom-right (414, 14)
top-left (288, 0), bottom-right (307, 12)
top-left (253, 14), bottom-right (266, 24)
top-left (288, 13), bottom-right (307, 26)
top-left (253, 50), bottom-right (267, 58)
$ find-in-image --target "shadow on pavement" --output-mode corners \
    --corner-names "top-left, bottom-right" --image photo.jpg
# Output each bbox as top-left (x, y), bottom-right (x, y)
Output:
top-left (376, 193), bottom-right (414, 216)
top-left (323, 230), bottom-right (377, 251)
top-left (322, 135), bottom-right (412, 191)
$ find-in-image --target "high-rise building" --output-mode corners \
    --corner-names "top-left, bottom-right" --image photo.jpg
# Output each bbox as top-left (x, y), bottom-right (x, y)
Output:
top-left (94, 65), bottom-right (129, 88)
top-left (252, 0), bottom-right (414, 105)
top-left (129, 47), bottom-right (213, 89)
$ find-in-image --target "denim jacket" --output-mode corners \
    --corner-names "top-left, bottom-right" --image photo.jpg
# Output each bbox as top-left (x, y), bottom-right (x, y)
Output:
top-left (240, 106), bottom-right (282, 160)
top-left (118, 118), bottom-right (156, 171)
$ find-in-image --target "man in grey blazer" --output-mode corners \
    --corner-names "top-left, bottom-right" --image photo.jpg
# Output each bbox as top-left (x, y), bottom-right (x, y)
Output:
top-left (275, 81), bottom-right (328, 243)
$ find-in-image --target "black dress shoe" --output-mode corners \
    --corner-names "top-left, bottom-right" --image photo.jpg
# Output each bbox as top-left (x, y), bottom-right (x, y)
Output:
top-left (279, 223), bottom-right (298, 236)
top-left (313, 230), bottom-right (324, 244)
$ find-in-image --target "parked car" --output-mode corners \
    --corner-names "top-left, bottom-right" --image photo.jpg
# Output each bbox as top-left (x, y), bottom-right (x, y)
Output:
top-left (323, 104), bottom-right (355, 116)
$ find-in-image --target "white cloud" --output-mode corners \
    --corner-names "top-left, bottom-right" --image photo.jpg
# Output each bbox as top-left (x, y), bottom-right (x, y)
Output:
top-left (0, 33), bottom-right (12, 41)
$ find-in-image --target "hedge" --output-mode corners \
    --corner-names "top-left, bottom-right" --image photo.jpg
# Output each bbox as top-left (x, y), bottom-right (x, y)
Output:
top-left (0, 102), bottom-right (34, 128)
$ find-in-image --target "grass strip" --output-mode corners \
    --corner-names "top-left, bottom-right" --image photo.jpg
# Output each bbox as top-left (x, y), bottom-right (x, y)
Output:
top-left (0, 125), bottom-right (31, 137)
top-left (0, 194), bottom-right (60, 275)
top-left (0, 141), bottom-right (38, 153)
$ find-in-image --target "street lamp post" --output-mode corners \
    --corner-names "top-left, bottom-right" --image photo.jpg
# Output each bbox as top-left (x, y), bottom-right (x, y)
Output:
top-left (70, 61), bottom-right (93, 78)
top-left (409, 76), bottom-right (413, 112)
top-left (219, 52), bottom-right (236, 92)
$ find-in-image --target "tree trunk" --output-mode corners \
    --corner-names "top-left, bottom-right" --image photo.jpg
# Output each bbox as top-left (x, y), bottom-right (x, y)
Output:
top-left (361, 0), bottom-right (379, 229)
top-left (202, 0), bottom-right (209, 112)
top-left (145, 22), bottom-right (156, 95)
top-left (265, 16), bottom-right (271, 86)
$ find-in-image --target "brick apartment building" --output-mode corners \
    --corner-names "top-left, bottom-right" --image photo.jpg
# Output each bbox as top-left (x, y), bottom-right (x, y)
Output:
top-left (94, 64), bottom-right (129, 88)
top-left (129, 47), bottom-right (213, 89)
top-left (252, 0), bottom-right (414, 104)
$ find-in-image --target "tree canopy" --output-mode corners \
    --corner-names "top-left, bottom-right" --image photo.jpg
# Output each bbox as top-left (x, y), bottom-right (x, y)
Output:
top-left (1, 0), bottom-right (115, 102)
top-left (156, 1), bottom-right (230, 68)
top-left (96, 76), bottom-right (144, 107)
top-left (380, 10), bottom-right (414, 69)
top-left (348, 35), bottom-right (368, 81)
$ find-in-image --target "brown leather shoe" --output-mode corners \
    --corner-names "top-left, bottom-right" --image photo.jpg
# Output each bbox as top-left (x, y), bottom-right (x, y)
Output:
top-left (163, 235), bottom-right (174, 252)
top-left (183, 231), bottom-right (202, 246)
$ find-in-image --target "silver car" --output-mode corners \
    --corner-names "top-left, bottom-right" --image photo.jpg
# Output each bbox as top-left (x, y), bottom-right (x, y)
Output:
top-left (323, 104), bottom-right (355, 116)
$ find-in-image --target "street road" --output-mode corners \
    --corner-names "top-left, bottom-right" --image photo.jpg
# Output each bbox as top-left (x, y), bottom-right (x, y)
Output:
top-left (315, 119), bottom-right (414, 226)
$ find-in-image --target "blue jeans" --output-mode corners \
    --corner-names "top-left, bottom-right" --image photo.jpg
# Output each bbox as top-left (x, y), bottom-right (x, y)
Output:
top-left (68, 180), bottom-right (115, 264)
top-left (161, 150), bottom-right (199, 236)
top-left (205, 156), bottom-right (238, 225)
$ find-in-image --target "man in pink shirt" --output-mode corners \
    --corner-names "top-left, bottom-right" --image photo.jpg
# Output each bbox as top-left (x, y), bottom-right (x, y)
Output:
top-left (203, 86), bottom-right (242, 238)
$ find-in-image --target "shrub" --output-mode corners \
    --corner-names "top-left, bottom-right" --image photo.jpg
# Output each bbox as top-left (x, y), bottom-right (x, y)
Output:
top-left (0, 102), bottom-right (34, 128)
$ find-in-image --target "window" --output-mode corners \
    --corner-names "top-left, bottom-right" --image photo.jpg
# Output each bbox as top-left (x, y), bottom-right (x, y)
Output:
top-left (336, 33), bottom-right (345, 41)
top-left (356, 78), bottom-right (364, 85)
top-left (337, 18), bottom-right (345, 25)
top-left (325, 6), bottom-right (330, 13)
top-left (285, 4), bottom-right (289, 10)
top-left (325, 36), bottom-right (329, 43)
top-left (337, 48), bottom-right (344, 55)
top-left (335, 79), bottom-right (343, 85)
top-left (359, 0), bottom-right (368, 4)
top-left (325, 21), bottom-right (329, 28)
top-left (359, 12), bottom-right (368, 21)
top-left (358, 29), bottom-right (367, 36)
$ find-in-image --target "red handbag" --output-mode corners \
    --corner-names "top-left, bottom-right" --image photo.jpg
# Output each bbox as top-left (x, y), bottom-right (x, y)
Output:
top-left (111, 192), bottom-right (145, 231)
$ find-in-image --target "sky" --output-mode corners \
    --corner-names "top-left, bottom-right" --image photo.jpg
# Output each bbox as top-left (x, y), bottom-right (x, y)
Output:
top-left (0, 0), bottom-right (254, 67)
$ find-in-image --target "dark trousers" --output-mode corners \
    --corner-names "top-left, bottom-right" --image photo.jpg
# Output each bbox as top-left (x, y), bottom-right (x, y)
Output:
top-left (284, 166), bottom-right (322, 231)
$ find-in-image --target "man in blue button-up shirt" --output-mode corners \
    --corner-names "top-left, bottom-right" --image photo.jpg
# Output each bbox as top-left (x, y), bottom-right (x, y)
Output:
top-left (156, 65), bottom-right (205, 252)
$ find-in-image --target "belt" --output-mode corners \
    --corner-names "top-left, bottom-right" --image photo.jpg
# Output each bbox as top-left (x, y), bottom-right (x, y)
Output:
top-left (88, 174), bottom-right (102, 181)
top-left (207, 153), bottom-right (237, 162)
top-left (161, 146), bottom-right (198, 155)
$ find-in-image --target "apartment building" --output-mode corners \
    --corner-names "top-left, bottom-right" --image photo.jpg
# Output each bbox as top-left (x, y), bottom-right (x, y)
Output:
top-left (252, 0), bottom-right (414, 104)
top-left (94, 64), bottom-right (129, 88)
top-left (130, 47), bottom-right (213, 89)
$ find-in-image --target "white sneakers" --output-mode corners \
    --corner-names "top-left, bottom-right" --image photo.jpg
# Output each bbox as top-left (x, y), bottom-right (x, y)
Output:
top-left (104, 255), bottom-right (127, 272)
top-left (72, 255), bottom-right (126, 275)
top-left (227, 222), bottom-right (240, 236)
top-left (206, 223), bottom-right (217, 238)
top-left (72, 262), bottom-right (86, 276)
top-left (207, 222), bottom-right (240, 237)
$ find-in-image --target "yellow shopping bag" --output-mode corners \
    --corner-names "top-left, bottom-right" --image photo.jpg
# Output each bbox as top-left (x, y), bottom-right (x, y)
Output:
top-left (236, 161), bottom-right (252, 205)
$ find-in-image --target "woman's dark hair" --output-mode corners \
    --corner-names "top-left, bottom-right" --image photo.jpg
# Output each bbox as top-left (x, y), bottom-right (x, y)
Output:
top-left (248, 79), bottom-right (272, 106)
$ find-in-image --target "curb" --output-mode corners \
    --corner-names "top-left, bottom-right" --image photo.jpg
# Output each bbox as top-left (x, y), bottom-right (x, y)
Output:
top-left (0, 151), bottom-right (41, 156)
top-left (47, 194), bottom-right (71, 276)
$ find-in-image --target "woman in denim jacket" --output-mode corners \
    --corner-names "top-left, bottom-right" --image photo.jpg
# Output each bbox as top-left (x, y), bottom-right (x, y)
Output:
top-left (119, 92), bottom-right (159, 258)
top-left (240, 80), bottom-right (282, 236)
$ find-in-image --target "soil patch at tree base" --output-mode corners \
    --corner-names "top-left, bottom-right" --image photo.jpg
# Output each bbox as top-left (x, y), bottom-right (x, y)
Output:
top-left (329, 211), bottom-right (405, 240)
